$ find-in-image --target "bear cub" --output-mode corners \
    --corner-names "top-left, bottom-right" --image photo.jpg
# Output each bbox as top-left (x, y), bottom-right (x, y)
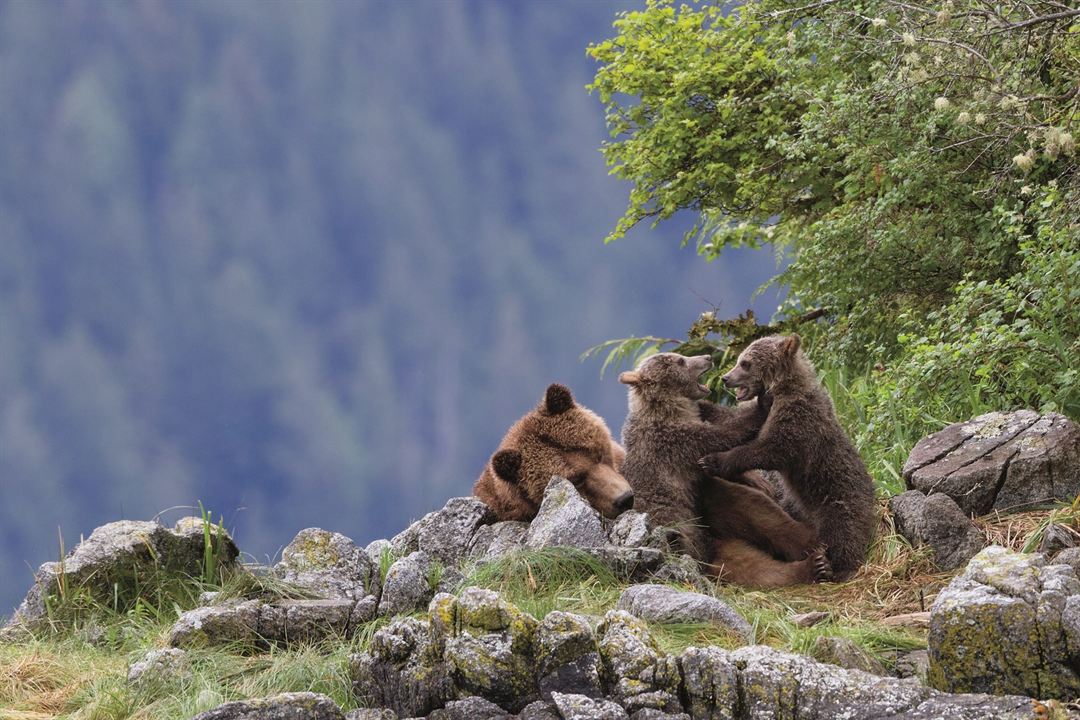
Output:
top-left (474, 383), bottom-right (633, 521)
top-left (620, 352), bottom-right (829, 587)
top-left (700, 334), bottom-right (877, 580)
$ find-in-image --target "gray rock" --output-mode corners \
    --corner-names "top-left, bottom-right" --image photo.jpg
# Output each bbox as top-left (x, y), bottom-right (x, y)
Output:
top-left (929, 545), bottom-right (1080, 699)
top-left (416, 497), bottom-right (495, 566)
top-left (1052, 547), bottom-right (1080, 575)
top-left (628, 711), bottom-right (689, 720)
top-left (432, 588), bottom-right (540, 712)
top-left (596, 611), bottom-right (681, 713)
top-left (127, 647), bottom-right (188, 687)
top-left (190, 692), bottom-right (345, 720)
top-left (517, 701), bottom-right (561, 720)
top-left (363, 539), bottom-right (392, 572)
top-left (344, 711), bottom-right (397, 720)
top-left (549, 692), bottom-right (628, 720)
top-left (810, 635), bottom-right (888, 676)
top-left (903, 410), bottom-right (1080, 516)
top-left (274, 528), bottom-right (379, 601)
top-left (889, 490), bottom-right (986, 570)
top-left (616, 585), bottom-right (750, 640)
top-left (426, 696), bottom-right (510, 720)
top-left (468, 521), bottom-right (529, 561)
top-left (790, 611), bottom-right (830, 628)
top-left (1039, 523), bottom-right (1078, 557)
top-left (526, 477), bottom-right (608, 550)
top-left (350, 617), bottom-right (454, 718)
top-left (608, 511), bottom-right (651, 548)
top-left (377, 551), bottom-right (439, 617)
top-left (5, 519), bottom-right (239, 633)
top-left (895, 649), bottom-right (931, 683)
top-left (389, 520), bottom-right (422, 558)
top-left (536, 611), bottom-right (603, 700)
top-left (278, 598), bottom-right (355, 643)
top-left (169, 600), bottom-right (263, 649)
top-left (582, 547), bottom-right (666, 582)
top-left (646, 554), bottom-right (710, 593)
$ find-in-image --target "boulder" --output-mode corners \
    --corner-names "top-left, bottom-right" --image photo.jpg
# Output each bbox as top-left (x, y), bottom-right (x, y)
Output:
top-left (616, 585), bottom-right (751, 640)
top-left (517, 700), bottom-right (561, 720)
top-left (1052, 547), bottom-right (1080, 576)
top-left (526, 478), bottom-right (608, 550)
top-left (608, 511), bottom-right (651, 548)
top-left (895, 649), bottom-right (931, 684)
top-left (344, 711), bottom-right (397, 720)
top-left (169, 600), bottom-right (263, 649)
top-left (627, 711), bottom-right (689, 720)
top-left (190, 692), bottom-right (344, 720)
top-left (596, 611), bottom-right (681, 713)
top-left (536, 611), bottom-right (603, 700)
top-left (170, 597), bottom-right (361, 649)
top-left (127, 647), bottom-right (189, 688)
top-left (377, 551), bottom-right (446, 618)
top-left (426, 696), bottom-right (511, 720)
top-left (889, 490), bottom-right (986, 570)
top-left (351, 617), bottom-right (455, 718)
top-left (274, 528), bottom-right (379, 602)
top-left (5, 518), bottom-right (238, 633)
top-left (903, 411), bottom-right (1080, 516)
top-left (416, 497), bottom-right (495, 566)
top-left (549, 692), bottom-right (628, 720)
top-left (929, 545), bottom-right (1080, 699)
top-left (468, 521), bottom-right (529, 562)
top-left (810, 635), bottom-right (887, 676)
top-left (1038, 523), bottom-right (1078, 557)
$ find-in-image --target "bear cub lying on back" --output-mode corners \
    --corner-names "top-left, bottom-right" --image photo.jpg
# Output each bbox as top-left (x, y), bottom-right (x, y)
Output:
top-left (474, 383), bottom-right (633, 521)
top-left (700, 335), bottom-right (877, 580)
top-left (620, 352), bottom-right (830, 587)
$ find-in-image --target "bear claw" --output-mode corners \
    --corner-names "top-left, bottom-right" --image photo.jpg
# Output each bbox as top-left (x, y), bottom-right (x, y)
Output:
top-left (810, 546), bottom-right (833, 583)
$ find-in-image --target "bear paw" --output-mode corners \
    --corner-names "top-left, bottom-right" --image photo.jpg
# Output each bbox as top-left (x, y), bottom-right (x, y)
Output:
top-left (698, 451), bottom-right (736, 480)
top-left (809, 546), bottom-right (833, 583)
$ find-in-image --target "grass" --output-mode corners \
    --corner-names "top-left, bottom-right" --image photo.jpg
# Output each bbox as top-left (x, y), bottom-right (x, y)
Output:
top-left (5, 501), bottom-right (1079, 718)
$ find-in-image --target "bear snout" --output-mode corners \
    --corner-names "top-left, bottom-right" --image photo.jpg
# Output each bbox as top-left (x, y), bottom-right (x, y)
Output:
top-left (721, 373), bottom-right (733, 386)
top-left (614, 490), bottom-right (635, 512)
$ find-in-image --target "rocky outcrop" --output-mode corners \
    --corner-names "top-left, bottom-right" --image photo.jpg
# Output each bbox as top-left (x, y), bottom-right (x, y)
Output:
top-left (929, 545), bottom-right (1080, 700)
top-left (526, 477), bottom-right (609, 550)
top-left (889, 490), bottom-right (987, 570)
top-left (615, 584), bottom-right (750, 640)
top-left (4, 518), bottom-right (239, 633)
top-left (191, 692), bottom-right (344, 720)
top-left (274, 528), bottom-right (380, 602)
top-left (168, 597), bottom-right (370, 649)
top-left (903, 411), bottom-right (1080, 516)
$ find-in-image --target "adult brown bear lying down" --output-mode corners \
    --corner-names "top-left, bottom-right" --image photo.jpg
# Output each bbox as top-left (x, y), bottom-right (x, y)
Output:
top-left (619, 352), bottom-right (831, 588)
top-left (473, 383), bottom-right (634, 522)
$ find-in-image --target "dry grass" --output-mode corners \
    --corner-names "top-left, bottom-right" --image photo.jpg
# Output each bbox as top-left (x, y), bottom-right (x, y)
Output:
top-left (0, 643), bottom-right (124, 718)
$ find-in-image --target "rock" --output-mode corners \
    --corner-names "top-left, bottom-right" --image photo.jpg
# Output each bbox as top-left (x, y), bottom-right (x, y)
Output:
top-left (536, 611), bottom-right (603, 700)
top-left (811, 635), bottom-right (888, 675)
top-left (364, 539), bottom-right (392, 570)
top-left (645, 554), bottom-right (710, 592)
top-left (350, 617), bottom-right (454, 718)
top-left (1039, 523), bottom-right (1078, 557)
top-left (190, 692), bottom-right (345, 719)
top-left (616, 585), bottom-right (751, 640)
top-left (895, 649), bottom-right (931, 684)
top-left (929, 545), bottom-right (1080, 699)
top-left (517, 701), bottom-right (560, 720)
top-left (5, 519), bottom-right (239, 632)
top-left (903, 410), bottom-right (1080, 516)
top-left (881, 611), bottom-right (931, 629)
top-left (596, 611), bottom-right (681, 713)
top-left (680, 644), bottom-right (1040, 719)
top-left (127, 647), bottom-right (188, 687)
top-left (1052, 547), bottom-right (1080, 575)
top-left (389, 520), bottom-right (422, 558)
top-left (377, 551), bottom-right (439, 617)
top-left (628, 711), bottom-right (689, 720)
top-left (549, 692), bottom-right (628, 720)
top-left (608, 511), bottom-right (651, 548)
top-left (426, 696), bottom-right (511, 720)
top-left (274, 528), bottom-right (379, 601)
top-left (169, 600), bottom-right (263, 649)
top-left (275, 599), bottom-right (355, 644)
top-left (416, 497), bottom-right (495, 566)
top-left (433, 588), bottom-right (540, 712)
top-left (790, 611), bottom-right (829, 628)
top-left (525, 477), bottom-right (608, 550)
top-left (889, 490), bottom-right (986, 570)
top-left (344, 711), bottom-right (397, 720)
top-left (468, 521), bottom-right (529, 561)
top-left (581, 547), bottom-right (665, 582)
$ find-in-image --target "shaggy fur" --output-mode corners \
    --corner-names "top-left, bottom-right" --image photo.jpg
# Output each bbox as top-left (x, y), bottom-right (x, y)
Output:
top-left (700, 334), bottom-right (877, 580)
top-left (619, 353), bottom-right (828, 586)
top-left (474, 383), bottom-right (632, 521)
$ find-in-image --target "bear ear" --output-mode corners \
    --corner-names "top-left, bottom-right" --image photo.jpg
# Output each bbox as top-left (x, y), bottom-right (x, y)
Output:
top-left (618, 371), bottom-right (642, 386)
top-left (782, 334), bottom-right (802, 356)
top-left (491, 449), bottom-right (523, 484)
top-left (544, 383), bottom-right (575, 414)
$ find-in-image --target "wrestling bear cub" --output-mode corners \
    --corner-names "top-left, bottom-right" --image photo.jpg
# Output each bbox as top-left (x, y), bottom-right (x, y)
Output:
top-left (700, 334), bottom-right (877, 581)
top-left (473, 383), bottom-right (633, 521)
top-left (620, 352), bottom-right (830, 588)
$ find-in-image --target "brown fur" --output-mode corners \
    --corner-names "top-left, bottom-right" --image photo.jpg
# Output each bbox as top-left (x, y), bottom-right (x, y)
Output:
top-left (700, 334), bottom-right (877, 580)
top-left (619, 353), bottom-right (827, 586)
top-left (474, 383), bottom-right (633, 521)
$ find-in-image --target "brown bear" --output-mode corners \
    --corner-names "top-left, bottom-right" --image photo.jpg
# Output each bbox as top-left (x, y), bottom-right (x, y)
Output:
top-left (619, 352), bottom-right (829, 587)
top-left (699, 334), bottom-right (877, 580)
top-left (474, 383), bottom-right (634, 521)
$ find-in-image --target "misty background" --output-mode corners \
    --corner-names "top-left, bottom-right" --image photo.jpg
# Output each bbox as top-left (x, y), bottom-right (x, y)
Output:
top-left (0, 0), bottom-right (778, 616)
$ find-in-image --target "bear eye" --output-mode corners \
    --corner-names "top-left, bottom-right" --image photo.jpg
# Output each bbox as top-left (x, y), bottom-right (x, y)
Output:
top-left (740, 360), bottom-right (751, 370)
top-left (677, 356), bottom-right (686, 366)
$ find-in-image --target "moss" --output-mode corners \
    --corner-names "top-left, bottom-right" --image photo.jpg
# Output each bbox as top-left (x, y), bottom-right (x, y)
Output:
top-left (287, 531), bottom-right (343, 571)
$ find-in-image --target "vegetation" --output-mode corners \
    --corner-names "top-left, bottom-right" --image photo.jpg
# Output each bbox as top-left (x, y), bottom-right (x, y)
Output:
top-left (587, 0), bottom-right (1079, 492)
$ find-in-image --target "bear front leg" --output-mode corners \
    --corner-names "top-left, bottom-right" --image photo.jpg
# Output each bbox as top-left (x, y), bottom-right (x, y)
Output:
top-left (699, 438), bottom-right (786, 480)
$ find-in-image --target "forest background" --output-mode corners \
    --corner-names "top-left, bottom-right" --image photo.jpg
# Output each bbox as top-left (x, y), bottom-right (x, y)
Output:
top-left (0, 1), bottom-right (781, 616)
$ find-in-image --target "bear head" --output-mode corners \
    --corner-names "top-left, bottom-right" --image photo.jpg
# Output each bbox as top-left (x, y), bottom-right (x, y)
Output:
top-left (721, 334), bottom-right (804, 400)
top-left (618, 352), bottom-right (714, 406)
top-left (488, 383), bottom-right (633, 519)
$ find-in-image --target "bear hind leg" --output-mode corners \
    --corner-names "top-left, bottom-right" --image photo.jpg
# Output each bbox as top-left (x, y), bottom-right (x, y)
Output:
top-left (706, 538), bottom-right (829, 588)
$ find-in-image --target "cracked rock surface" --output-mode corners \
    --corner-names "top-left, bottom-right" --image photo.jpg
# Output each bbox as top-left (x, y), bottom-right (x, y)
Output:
top-left (889, 490), bottom-right (987, 570)
top-left (929, 545), bottom-right (1080, 699)
top-left (903, 411), bottom-right (1080, 516)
